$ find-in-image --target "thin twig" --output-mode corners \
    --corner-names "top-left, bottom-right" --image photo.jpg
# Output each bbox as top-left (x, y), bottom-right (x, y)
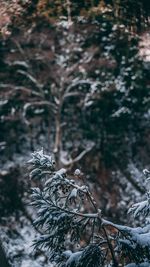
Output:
top-left (102, 225), bottom-right (118, 267)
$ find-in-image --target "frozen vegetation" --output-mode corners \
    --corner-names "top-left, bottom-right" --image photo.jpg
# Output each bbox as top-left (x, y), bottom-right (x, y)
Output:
top-left (27, 149), bottom-right (150, 266)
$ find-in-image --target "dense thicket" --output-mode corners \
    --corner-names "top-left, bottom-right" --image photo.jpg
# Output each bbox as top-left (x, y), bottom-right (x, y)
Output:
top-left (0, 0), bottom-right (149, 217)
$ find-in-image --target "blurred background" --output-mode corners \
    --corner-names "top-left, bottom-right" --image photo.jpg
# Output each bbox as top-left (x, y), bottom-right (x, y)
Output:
top-left (0, 1), bottom-right (150, 266)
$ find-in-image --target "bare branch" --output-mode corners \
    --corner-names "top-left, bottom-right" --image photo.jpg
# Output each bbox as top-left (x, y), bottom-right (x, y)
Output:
top-left (0, 84), bottom-right (42, 97)
top-left (22, 101), bottom-right (55, 124)
top-left (63, 91), bottom-right (82, 99)
top-left (6, 60), bottom-right (29, 69)
top-left (60, 143), bottom-right (95, 167)
top-left (17, 70), bottom-right (44, 91)
top-left (65, 79), bottom-right (101, 94)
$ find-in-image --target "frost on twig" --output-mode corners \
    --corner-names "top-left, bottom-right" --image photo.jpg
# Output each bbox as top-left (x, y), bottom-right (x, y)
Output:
top-left (27, 149), bottom-right (108, 266)
top-left (28, 150), bottom-right (150, 266)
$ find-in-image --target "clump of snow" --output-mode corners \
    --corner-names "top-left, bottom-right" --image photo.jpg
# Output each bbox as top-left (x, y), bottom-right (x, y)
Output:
top-left (65, 251), bottom-right (82, 266)
top-left (74, 169), bottom-right (81, 176)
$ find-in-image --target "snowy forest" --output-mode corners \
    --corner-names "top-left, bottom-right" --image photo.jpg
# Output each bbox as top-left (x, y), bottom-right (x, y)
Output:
top-left (0, 1), bottom-right (150, 266)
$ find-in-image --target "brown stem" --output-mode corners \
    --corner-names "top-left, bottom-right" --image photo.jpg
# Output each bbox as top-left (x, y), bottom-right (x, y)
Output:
top-left (66, 0), bottom-right (72, 26)
top-left (54, 112), bottom-right (61, 167)
top-left (102, 225), bottom-right (118, 267)
top-left (45, 198), bottom-right (98, 219)
top-left (86, 190), bottom-right (98, 212)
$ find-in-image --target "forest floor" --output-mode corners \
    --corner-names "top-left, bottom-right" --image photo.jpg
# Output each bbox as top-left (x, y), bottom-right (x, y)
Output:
top-left (0, 213), bottom-right (53, 267)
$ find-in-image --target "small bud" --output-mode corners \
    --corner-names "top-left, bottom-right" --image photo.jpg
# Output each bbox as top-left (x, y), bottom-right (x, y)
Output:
top-left (74, 169), bottom-right (81, 176)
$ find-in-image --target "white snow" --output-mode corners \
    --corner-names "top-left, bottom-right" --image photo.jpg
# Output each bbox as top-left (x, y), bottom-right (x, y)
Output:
top-left (0, 215), bottom-right (53, 267)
